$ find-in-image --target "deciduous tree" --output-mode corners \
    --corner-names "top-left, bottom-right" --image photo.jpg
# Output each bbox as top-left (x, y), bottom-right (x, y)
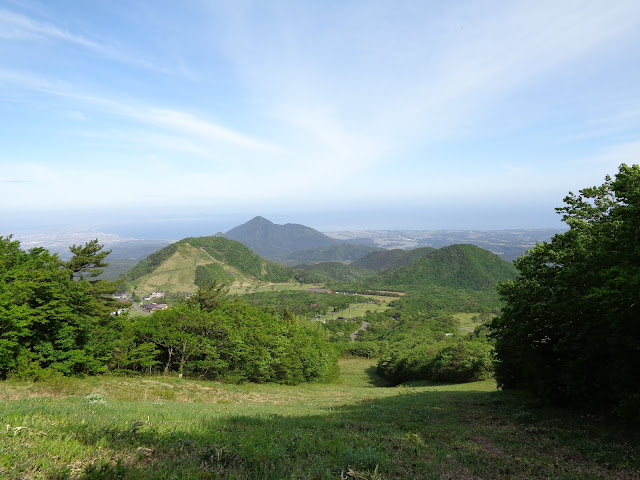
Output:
top-left (490, 164), bottom-right (640, 414)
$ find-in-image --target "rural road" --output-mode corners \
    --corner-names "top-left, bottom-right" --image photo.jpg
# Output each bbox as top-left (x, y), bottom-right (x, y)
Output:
top-left (350, 321), bottom-right (370, 341)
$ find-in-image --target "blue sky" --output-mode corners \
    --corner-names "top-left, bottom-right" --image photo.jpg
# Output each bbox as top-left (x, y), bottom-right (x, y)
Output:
top-left (1, 0), bottom-right (639, 233)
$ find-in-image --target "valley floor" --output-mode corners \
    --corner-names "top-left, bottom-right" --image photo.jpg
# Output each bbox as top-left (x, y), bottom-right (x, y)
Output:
top-left (1, 359), bottom-right (638, 479)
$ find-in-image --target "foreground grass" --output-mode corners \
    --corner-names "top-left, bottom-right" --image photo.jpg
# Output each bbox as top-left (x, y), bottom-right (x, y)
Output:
top-left (1, 359), bottom-right (638, 479)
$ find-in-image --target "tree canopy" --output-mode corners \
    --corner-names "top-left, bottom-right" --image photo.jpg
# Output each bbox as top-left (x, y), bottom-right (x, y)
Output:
top-left (0, 238), bottom-right (338, 385)
top-left (490, 164), bottom-right (640, 416)
top-left (0, 236), bottom-right (119, 378)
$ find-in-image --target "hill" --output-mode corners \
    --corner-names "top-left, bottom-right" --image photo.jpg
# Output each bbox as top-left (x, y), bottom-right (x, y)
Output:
top-left (125, 235), bottom-right (304, 294)
top-left (361, 244), bottom-right (517, 292)
top-left (351, 246), bottom-right (436, 272)
top-left (224, 216), bottom-right (341, 260)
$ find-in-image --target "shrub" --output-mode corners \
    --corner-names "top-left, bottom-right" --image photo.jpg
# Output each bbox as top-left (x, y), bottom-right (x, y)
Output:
top-left (429, 341), bottom-right (493, 383)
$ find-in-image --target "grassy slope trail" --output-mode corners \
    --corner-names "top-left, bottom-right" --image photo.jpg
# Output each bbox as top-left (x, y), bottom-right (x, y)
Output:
top-left (1, 359), bottom-right (638, 479)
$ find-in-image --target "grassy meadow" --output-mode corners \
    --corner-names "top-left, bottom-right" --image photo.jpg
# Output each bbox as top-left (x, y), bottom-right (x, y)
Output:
top-left (1, 359), bottom-right (638, 479)
top-left (452, 313), bottom-right (493, 334)
top-left (319, 295), bottom-right (391, 321)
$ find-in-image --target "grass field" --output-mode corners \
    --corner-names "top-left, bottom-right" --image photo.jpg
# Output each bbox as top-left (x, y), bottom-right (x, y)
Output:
top-left (128, 244), bottom-right (215, 294)
top-left (452, 312), bottom-right (493, 333)
top-left (1, 359), bottom-right (638, 479)
top-left (323, 295), bottom-right (391, 321)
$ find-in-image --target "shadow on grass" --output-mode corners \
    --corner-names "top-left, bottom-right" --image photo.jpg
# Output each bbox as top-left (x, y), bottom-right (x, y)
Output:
top-left (363, 365), bottom-right (393, 388)
top-left (49, 387), bottom-right (640, 480)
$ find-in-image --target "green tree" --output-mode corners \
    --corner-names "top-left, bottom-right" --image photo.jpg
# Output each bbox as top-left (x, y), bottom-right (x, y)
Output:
top-left (65, 239), bottom-right (111, 280)
top-left (139, 303), bottom-right (221, 377)
top-left (490, 164), bottom-right (640, 413)
top-left (0, 237), bottom-right (109, 377)
top-left (0, 236), bottom-right (124, 378)
top-left (139, 284), bottom-right (338, 383)
top-left (429, 340), bottom-right (493, 383)
top-left (186, 280), bottom-right (229, 311)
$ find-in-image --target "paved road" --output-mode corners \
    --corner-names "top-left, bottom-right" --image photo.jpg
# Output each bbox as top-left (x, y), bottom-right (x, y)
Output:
top-left (132, 303), bottom-right (150, 315)
top-left (350, 321), bottom-right (370, 341)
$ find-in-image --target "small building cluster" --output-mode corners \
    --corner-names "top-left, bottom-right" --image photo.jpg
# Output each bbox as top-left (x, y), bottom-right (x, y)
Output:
top-left (142, 291), bottom-right (165, 301)
top-left (141, 303), bottom-right (168, 313)
top-left (112, 292), bottom-right (128, 302)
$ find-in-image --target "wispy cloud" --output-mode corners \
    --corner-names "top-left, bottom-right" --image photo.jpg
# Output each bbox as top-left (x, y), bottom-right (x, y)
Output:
top-left (0, 8), bottom-right (177, 75)
top-left (209, 1), bottom-right (640, 155)
top-left (0, 68), bottom-right (280, 155)
top-left (0, 8), bottom-right (96, 44)
top-left (138, 108), bottom-right (281, 153)
top-left (1, 1), bottom-right (638, 225)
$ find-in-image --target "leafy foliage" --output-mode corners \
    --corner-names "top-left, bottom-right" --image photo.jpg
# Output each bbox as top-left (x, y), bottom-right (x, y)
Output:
top-left (358, 244), bottom-right (517, 292)
top-left (0, 236), bottom-right (119, 378)
top-left (377, 338), bottom-right (493, 385)
top-left (140, 289), bottom-right (338, 383)
top-left (490, 164), bottom-right (640, 415)
top-left (239, 290), bottom-right (368, 318)
top-left (65, 239), bottom-right (111, 280)
top-left (429, 340), bottom-right (494, 383)
top-left (0, 235), bottom-right (338, 385)
top-left (194, 262), bottom-right (230, 287)
top-left (351, 247), bottom-right (435, 271)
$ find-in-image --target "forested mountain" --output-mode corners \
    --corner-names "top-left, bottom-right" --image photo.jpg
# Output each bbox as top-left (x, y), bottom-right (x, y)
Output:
top-left (351, 247), bottom-right (436, 272)
top-left (224, 216), bottom-right (341, 260)
top-left (349, 244), bottom-right (517, 292)
top-left (285, 243), bottom-right (383, 264)
top-left (125, 235), bottom-right (308, 294)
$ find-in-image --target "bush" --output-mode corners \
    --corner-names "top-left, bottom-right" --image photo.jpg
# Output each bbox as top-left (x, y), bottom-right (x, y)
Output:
top-left (377, 339), bottom-right (493, 385)
top-left (347, 341), bottom-right (380, 359)
top-left (429, 341), bottom-right (493, 383)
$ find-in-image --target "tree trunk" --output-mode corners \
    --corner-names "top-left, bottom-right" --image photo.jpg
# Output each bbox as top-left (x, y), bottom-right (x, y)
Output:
top-left (164, 346), bottom-right (173, 373)
top-left (178, 342), bottom-right (187, 378)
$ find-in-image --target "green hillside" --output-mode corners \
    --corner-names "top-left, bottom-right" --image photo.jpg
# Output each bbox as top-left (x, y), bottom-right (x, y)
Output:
top-left (224, 216), bottom-right (341, 259)
top-left (347, 244), bottom-right (517, 293)
top-left (125, 236), bottom-right (302, 294)
top-left (286, 243), bottom-right (383, 264)
top-left (351, 246), bottom-right (435, 271)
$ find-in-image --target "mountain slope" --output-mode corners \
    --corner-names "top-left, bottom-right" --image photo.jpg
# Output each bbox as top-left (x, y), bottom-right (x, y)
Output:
top-left (352, 247), bottom-right (436, 272)
top-left (352, 244), bottom-right (517, 292)
top-left (125, 236), bottom-right (300, 294)
top-left (294, 262), bottom-right (371, 282)
top-left (224, 216), bottom-right (341, 260)
top-left (286, 244), bottom-right (383, 264)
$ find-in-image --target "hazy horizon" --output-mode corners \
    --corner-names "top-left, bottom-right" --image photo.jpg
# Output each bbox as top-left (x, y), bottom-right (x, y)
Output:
top-left (2, 205), bottom-right (565, 242)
